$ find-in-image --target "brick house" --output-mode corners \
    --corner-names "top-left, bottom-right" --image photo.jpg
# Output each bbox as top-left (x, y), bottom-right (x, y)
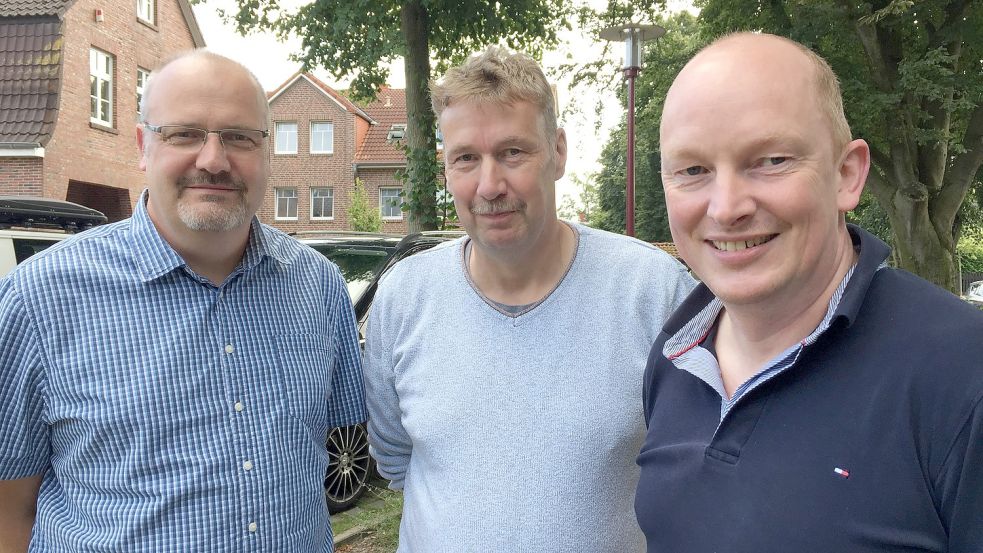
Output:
top-left (266, 75), bottom-right (421, 234)
top-left (353, 87), bottom-right (412, 234)
top-left (0, 0), bottom-right (204, 221)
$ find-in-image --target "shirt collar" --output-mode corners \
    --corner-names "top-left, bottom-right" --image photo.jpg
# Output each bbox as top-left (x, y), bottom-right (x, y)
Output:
top-left (662, 224), bottom-right (891, 360)
top-left (131, 189), bottom-right (293, 282)
top-left (828, 224), bottom-right (891, 326)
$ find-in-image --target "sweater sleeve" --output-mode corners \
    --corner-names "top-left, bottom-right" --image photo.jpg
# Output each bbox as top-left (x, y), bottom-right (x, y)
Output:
top-left (363, 279), bottom-right (412, 490)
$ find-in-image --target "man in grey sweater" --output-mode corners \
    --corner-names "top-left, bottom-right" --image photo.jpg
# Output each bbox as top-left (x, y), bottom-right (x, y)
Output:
top-left (363, 46), bottom-right (694, 552)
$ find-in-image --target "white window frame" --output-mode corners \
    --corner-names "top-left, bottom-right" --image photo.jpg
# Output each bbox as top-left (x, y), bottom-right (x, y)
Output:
top-left (275, 122), bottom-right (298, 154)
top-left (380, 187), bottom-right (403, 221)
top-left (310, 187), bottom-right (334, 220)
top-left (89, 48), bottom-right (114, 127)
top-left (275, 188), bottom-right (298, 220)
top-left (310, 122), bottom-right (334, 154)
top-left (136, 67), bottom-right (150, 117)
top-left (137, 0), bottom-right (155, 25)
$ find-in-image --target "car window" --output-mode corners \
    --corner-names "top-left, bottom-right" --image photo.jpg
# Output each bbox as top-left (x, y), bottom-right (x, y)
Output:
top-left (310, 246), bottom-right (391, 303)
top-left (13, 238), bottom-right (60, 263)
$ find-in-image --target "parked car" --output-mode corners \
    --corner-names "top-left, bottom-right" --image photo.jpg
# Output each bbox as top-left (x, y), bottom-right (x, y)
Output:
top-left (0, 196), bottom-right (107, 276)
top-left (964, 280), bottom-right (983, 307)
top-left (295, 230), bottom-right (463, 512)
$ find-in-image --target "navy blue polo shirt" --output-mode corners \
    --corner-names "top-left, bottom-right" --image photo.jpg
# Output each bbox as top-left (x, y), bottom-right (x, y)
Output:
top-left (636, 226), bottom-right (983, 552)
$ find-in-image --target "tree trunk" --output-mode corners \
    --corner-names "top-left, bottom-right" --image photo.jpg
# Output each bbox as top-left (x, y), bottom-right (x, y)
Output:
top-left (866, 170), bottom-right (960, 292)
top-left (400, 0), bottom-right (438, 232)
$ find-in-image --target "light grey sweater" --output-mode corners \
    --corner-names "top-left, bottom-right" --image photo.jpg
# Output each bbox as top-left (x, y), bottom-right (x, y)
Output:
top-left (364, 224), bottom-right (695, 552)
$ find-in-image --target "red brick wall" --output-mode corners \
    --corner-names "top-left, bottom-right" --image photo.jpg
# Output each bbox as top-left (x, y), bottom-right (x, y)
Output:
top-left (356, 167), bottom-right (408, 234)
top-left (0, 158), bottom-right (43, 196)
top-left (41, 0), bottom-right (198, 208)
top-left (262, 77), bottom-right (359, 234)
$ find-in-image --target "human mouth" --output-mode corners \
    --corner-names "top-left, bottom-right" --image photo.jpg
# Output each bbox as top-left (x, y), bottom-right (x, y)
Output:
top-left (710, 234), bottom-right (776, 251)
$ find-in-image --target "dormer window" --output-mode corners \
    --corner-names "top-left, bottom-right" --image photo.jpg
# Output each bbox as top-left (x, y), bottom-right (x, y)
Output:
top-left (387, 124), bottom-right (407, 141)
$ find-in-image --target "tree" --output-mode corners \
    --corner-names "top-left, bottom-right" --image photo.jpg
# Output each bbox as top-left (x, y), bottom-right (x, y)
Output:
top-left (696, 0), bottom-right (983, 292)
top-left (214, 0), bottom-right (570, 232)
top-left (558, 173), bottom-right (602, 224)
top-left (348, 178), bottom-right (382, 232)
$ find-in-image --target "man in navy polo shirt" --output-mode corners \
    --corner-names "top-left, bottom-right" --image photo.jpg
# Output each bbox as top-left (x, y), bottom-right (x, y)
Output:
top-left (636, 32), bottom-right (983, 552)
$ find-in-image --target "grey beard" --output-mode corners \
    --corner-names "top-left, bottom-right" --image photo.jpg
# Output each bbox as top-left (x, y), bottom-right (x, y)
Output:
top-left (177, 193), bottom-right (249, 232)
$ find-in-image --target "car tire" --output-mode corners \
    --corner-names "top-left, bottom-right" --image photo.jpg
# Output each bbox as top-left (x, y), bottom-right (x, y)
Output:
top-left (325, 422), bottom-right (372, 513)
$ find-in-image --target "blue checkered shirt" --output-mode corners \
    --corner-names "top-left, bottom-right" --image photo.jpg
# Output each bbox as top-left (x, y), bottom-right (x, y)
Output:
top-left (0, 193), bottom-right (366, 552)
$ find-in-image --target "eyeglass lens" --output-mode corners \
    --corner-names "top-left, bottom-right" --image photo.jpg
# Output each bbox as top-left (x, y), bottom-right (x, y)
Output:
top-left (158, 126), bottom-right (265, 151)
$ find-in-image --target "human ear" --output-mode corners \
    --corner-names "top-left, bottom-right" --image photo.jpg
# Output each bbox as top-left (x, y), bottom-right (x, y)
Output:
top-left (835, 139), bottom-right (870, 212)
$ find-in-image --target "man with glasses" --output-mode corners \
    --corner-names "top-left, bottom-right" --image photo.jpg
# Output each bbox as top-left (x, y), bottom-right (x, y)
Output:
top-left (0, 51), bottom-right (365, 552)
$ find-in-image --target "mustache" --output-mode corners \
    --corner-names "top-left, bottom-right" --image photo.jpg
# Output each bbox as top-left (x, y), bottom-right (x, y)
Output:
top-left (470, 198), bottom-right (525, 215)
top-left (177, 174), bottom-right (245, 190)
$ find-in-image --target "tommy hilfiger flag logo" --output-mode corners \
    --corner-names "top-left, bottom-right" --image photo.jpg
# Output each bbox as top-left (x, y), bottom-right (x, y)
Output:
top-left (834, 467), bottom-right (850, 478)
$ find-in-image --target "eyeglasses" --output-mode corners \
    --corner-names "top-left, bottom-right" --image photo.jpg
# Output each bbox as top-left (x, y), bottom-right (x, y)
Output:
top-left (143, 124), bottom-right (269, 152)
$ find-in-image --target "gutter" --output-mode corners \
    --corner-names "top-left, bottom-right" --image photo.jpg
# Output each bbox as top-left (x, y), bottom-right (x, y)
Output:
top-left (0, 143), bottom-right (45, 158)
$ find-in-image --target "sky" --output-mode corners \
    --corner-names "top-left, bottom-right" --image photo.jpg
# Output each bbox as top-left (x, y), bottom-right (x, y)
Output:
top-left (189, 1), bottom-right (695, 205)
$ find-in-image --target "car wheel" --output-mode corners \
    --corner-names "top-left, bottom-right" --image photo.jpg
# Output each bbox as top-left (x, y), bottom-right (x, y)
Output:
top-left (325, 423), bottom-right (372, 513)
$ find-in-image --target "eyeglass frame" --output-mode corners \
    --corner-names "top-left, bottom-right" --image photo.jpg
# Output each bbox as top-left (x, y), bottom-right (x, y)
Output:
top-left (142, 123), bottom-right (270, 152)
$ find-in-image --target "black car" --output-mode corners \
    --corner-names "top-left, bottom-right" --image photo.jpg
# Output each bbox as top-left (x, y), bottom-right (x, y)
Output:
top-left (295, 230), bottom-right (462, 512)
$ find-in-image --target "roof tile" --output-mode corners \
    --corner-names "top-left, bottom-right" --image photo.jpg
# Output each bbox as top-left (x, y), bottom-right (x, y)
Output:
top-left (0, 0), bottom-right (74, 17)
top-left (0, 18), bottom-right (62, 145)
top-left (355, 88), bottom-right (408, 165)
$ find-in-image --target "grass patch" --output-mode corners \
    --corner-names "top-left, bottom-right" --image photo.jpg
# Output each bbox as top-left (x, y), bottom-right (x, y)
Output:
top-left (333, 481), bottom-right (403, 552)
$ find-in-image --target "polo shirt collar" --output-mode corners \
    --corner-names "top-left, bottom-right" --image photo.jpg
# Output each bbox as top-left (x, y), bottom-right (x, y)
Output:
top-left (131, 189), bottom-right (291, 282)
top-left (829, 224), bottom-right (891, 326)
top-left (661, 224), bottom-right (891, 339)
top-left (660, 225), bottom-right (889, 411)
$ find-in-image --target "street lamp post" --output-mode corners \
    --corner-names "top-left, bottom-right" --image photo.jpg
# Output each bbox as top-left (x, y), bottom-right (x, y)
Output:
top-left (599, 23), bottom-right (665, 237)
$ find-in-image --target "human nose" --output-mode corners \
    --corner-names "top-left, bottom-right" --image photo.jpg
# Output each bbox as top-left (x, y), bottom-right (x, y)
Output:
top-left (475, 159), bottom-right (506, 200)
top-left (195, 132), bottom-right (232, 174)
top-left (706, 169), bottom-right (754, 226)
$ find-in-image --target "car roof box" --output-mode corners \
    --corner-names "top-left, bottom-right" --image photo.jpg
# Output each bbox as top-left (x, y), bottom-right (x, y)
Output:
top-left (0, 196), bottom-right (108, 232)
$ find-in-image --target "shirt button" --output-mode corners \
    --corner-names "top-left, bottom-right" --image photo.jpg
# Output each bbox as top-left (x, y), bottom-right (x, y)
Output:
top-left (248, 522), bottom-right (257, 533)
top-left (225, 344), bottom-right (234, 354)
top-left (234, 402), bottom-right (244, 412)
top-left (243, 460), bottom-right (254, 471)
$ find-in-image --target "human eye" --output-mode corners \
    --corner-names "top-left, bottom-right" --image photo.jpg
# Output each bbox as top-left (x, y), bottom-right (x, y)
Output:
top-left (662, 163), bottom-right (710, 188)
top-left (222, 130), bottom-right (261, 150)
top-left (453, 153), bottom-right (476, 164)
top-left (162, 127), bottom-right (203, 145)
top-left (761, 156), bottom-right (788, 167)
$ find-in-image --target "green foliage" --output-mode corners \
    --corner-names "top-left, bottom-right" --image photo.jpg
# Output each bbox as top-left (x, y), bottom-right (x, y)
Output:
top-left (214, 0), bottom-right (571, 230)
top-left (392, 139), bottom-right (458, 230)
top-left (558, 173), bottom-right (601, 224)
top-left (958, 237), bottom-right (983, 273)
top-left (348, 178), bottom-right (382, 232)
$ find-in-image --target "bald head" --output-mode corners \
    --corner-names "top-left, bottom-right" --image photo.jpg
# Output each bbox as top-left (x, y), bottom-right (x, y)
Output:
top-left (140, 50), bottom-right (269, 126)
top-left (662, 33), bottom-right (851, 153)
